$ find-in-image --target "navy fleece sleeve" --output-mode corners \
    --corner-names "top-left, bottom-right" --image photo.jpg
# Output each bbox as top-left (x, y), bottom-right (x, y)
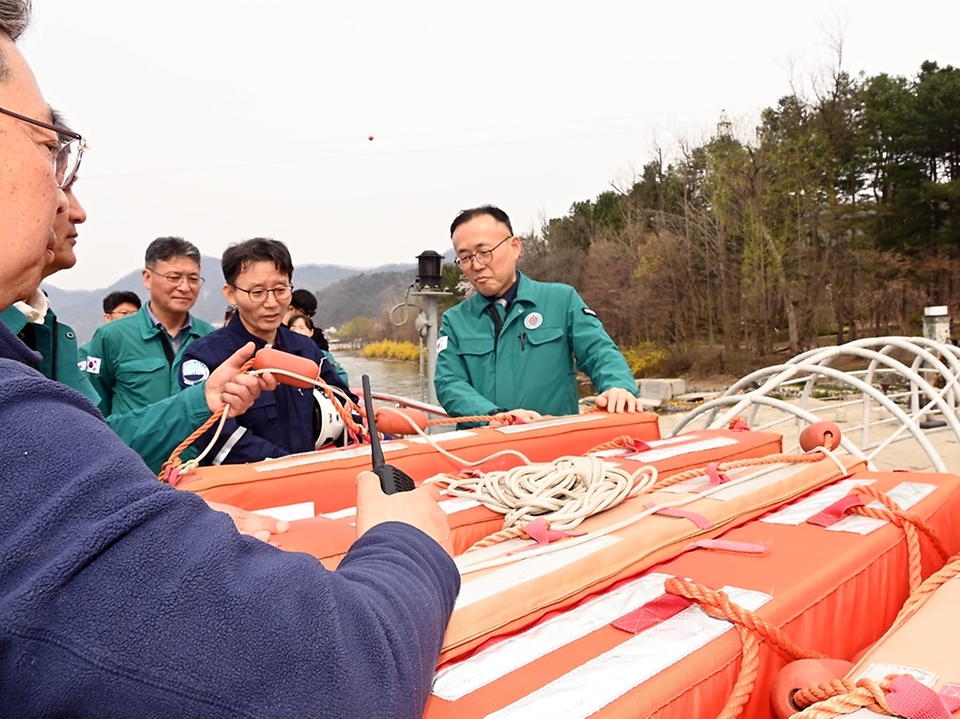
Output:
top-left (0, 357), bottom-right (459, 718)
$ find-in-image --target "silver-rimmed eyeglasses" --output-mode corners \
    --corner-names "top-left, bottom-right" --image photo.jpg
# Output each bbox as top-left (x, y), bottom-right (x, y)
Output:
top-left (148, 269), bottom-right (205, 288)
top-left (0, 104), bottom-right (85, 189)
top-left (454, 235), bottom-right (513, 268)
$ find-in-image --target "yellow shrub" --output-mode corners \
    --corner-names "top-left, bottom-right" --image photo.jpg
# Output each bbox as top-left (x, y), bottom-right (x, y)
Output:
top-left (362, 340), bottom-right (422, 362)
top-left (622, 342), bottom-right (666, 377)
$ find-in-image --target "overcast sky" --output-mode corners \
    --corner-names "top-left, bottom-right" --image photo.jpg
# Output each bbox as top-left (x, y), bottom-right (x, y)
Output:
top-left (19, 0), bottom-right (960, 291)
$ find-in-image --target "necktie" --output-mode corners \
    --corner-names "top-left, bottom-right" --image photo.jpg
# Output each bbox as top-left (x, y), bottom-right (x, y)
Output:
top-left (486, 301), bottom-right (506, 348)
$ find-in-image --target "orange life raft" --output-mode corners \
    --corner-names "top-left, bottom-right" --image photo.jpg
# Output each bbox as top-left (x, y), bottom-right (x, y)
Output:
top-left (423, 469), bottom-right (960, 718)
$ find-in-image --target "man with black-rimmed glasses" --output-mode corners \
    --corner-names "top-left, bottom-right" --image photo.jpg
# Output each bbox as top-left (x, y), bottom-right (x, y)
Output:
top-left (178, 237), bottom-right (355, 464)
top-left (85, 236), bottom-right (215, 415)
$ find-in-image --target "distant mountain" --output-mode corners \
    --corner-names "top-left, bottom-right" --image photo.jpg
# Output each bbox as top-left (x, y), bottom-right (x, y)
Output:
top-left (44, 257), bottom-right (422, 344)
top-left (313, 270), bottom-right (419, 329)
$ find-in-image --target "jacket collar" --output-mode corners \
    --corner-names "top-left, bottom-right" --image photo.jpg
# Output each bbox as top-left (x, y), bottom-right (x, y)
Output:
top-left (468, 271), bottom-right (534, 318)
top-left (137, 303), bottom-right (198, 341)
top-left (225, 314), bottom-right (292, 351)
top-left (0, 315), bottom-right (41, 368)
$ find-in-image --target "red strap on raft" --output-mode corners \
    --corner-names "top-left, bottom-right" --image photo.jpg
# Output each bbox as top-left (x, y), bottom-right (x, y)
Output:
top-left (611, 593), bottom-right (694, 634)
top-left (807, 495), bottom-right (865, 528)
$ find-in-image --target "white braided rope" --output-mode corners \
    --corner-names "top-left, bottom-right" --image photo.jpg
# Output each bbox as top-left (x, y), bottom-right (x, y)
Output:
top-left (433, 455), bottom-right (658, 531)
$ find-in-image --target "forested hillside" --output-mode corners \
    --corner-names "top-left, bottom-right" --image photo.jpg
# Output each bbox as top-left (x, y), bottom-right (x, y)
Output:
top-left (504, 60), bottom-right (959, 368)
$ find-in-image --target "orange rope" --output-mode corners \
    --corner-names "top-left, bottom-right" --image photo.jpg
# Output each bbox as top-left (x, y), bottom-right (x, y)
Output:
top-left (894, 550), bottom-right (960, 628)
top-left (663, 577), bottom-right (825, 719)
top-left (847, 485), bottom-right (950, 593)
top-left (158, 357), bottom-right (257, 481)
top-left (160, 358), bottom-right (364, 481)
top-left (425, 413), bottom-right (515, 427)
top-left (584, 435), bottom-right (641, 454)
top-left (467, 524), bottom-right (534, 550)
top-left (159, 406), bottom-right (227, 481)
top-left (790, 677), bottom-right (897, 718)
top-left (653, 451), bottom-right (829, 491)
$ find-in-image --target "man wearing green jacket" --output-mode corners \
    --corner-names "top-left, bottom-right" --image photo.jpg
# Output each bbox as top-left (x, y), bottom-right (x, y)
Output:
top-left (435, 205), bottom-right (639, 422)
top-left (85, 236), bottom-right (215, 415)
top-left (1, 156), bottom-right (244, 473)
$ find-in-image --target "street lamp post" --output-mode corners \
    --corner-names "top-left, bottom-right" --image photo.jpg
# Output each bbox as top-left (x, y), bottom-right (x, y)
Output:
top-left (411, 250), bottom-right (450, 407)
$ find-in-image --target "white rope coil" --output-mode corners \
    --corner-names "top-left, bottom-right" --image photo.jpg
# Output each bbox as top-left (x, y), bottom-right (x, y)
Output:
top-left (434, 455), bottom-right (657, 531)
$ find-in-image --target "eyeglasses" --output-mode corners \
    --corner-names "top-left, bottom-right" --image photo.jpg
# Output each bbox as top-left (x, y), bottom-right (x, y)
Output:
top-left (454, 235), bottom-right (513, 268)
top-left (231, 284), bottom-right (293, 303)
top-left (148, 269), bottom-right (205, 287)
top-left (0, 104), bottom-right (86, 189)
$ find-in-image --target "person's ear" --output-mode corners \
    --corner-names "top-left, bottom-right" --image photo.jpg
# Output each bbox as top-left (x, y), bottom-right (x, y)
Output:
top-left (223, 284), bottom-right (237, 306)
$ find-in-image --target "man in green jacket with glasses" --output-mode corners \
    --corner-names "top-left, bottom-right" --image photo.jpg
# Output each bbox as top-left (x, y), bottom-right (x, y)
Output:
top-left (85, 236), bottom-right (215, 415)
top-left (435, 205), bottom-right (639, 423)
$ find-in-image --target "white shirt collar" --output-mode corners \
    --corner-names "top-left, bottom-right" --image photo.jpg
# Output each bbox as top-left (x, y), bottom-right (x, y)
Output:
top-left (13, 289), bottom-right (50, 324)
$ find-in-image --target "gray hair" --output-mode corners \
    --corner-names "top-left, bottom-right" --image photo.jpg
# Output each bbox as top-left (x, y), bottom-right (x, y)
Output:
top-left (144, 236), bottom-right (201, 268)
top-left (0, 0), bottom-right (31, 81)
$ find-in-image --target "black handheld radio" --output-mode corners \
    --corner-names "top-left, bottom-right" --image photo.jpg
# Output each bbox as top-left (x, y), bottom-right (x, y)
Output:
top-left (361, 374), bottom-right (415, 494)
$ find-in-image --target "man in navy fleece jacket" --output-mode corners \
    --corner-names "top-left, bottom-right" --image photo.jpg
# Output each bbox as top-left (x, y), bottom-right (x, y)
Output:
top-left (0, 5), bottom-right (460, 717)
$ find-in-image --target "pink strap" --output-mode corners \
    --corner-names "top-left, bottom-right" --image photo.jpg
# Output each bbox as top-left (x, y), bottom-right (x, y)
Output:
top-left (695, 463), bottom-right (730, 493)
top-left (523, 517), bottom-right (585, 546)
top-left (624, 437), bottom-right (652, 454)
top-left (886, 675), bottom-right (952, 719)
top-left (612, 593), bottom-right (694, 634)
top-left (807, 495), bottom-right (864, 528)
top-left (685, 538), bottom-right (770, 555)
top-left (644, 503), bottom-right (714, 530)
top-left (938, 683), bottom-right (960, 713)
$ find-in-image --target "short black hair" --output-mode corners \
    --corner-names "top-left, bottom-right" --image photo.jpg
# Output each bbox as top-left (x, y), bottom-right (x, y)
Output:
top-left (221, 238), bottom-right (294, 286)
top-left (290, 289), bottom-right (318, 317)
top-left (450, 205), bottom-right (513, 237)
top-left (144, 236), bottom-right (201, 268)
top-left (102, 290), bottom-right (142, 314)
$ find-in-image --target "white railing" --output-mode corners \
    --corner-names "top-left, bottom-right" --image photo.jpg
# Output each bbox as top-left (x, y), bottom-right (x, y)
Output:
top-left (670, 337), bottom-right (960, 472)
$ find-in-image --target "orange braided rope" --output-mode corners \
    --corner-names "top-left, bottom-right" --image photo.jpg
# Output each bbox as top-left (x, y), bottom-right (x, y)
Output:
top-left (468, 523), bottom-right (536, 550)
top-left (663, 577), bottom-right (826, 719)
top-left (847, 485), bottom-right (950, 593)
top-left (895, 550), bottom-right (960, 625)
top-left (158, 357), bottom-right (256, 480)
top-left (584, 435), bottom-right (641, 454)
top-left (159, 358), bottom-right (364, 481)
top-left (424, 413), bottom-right (516, 426)
top-left (652, 450), bottom-right (830, 491)
top-left (790, 677), bottom-right (897, 718)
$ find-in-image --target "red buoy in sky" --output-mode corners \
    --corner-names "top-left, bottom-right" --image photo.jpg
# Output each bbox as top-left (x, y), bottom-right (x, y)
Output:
top-left (368, 135), bottom-right (374, 141)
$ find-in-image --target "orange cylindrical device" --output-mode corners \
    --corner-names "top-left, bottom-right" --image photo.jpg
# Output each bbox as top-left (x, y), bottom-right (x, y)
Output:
top-left (770, 658), bottom-right (854, 718)
top-left (799, 421), bottom-right (842, 452)
top-left (252, 347), bottom-right (319, 389)
top-left (374, 406), bottom-right (429, 435)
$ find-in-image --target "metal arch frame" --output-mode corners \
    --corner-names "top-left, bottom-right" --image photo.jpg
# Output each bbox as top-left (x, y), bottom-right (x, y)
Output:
top-left (668, 336), bottom-right (960, 473)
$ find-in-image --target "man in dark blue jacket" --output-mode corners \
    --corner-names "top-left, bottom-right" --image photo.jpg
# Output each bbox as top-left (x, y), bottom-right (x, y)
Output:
top-left (180, 238), bottom-right (357, 464)
top-left (0, 6), bottom-right (459, 716)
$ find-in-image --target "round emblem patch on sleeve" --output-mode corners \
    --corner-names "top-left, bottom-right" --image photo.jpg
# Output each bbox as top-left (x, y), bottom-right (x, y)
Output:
top-left (524, 312), bottom-right (543, 330)
top-left (181, 359), bottom-right (211, 386)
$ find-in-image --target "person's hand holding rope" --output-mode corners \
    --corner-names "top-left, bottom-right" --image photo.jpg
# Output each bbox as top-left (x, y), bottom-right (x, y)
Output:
top-left (202, 341), bottom-right (278, 418)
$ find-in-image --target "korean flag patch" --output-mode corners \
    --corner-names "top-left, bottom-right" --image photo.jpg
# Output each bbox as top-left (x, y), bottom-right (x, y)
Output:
top-left (85, 357), bottom-right (102, 375)
top-left (437, 336), bottom-right (449, 353)
top-left (582, 307), bottom-right (598, 318)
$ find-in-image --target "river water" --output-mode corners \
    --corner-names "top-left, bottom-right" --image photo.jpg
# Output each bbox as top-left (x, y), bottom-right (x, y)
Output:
top-left (334, 351), bottom-right (427, 400)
